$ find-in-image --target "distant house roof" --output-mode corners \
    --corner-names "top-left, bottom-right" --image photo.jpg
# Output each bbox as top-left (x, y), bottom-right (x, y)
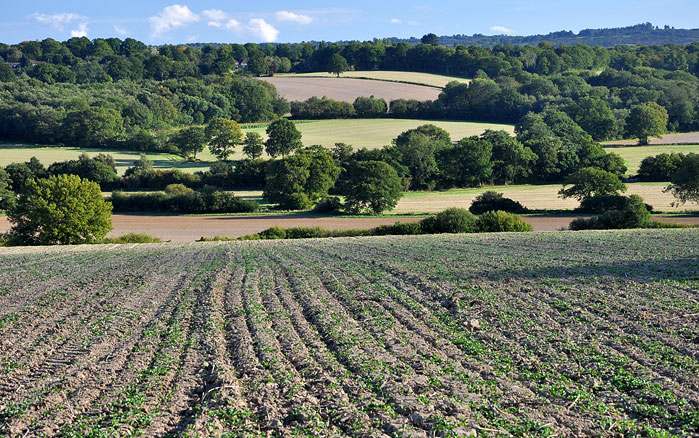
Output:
top-left (5, 60), bottom-right (43, 68)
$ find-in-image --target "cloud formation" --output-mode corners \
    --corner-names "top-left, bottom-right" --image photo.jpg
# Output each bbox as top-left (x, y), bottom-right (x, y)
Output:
top-left (490, 25), bottom-right (513, 34)
top-left (275, 11), bottom-right (313, 25)
top-left (204, 9), bottom-right (280, 42)
top-left (71, 22), bottom-right (88, 38)
top-left (390, 18), bottom-right (401, 24)
top-left (29, 12), bottom-right (86, 31)
top-left (249, 18), bottom-right (279, 41)
top-left (113, 25), bottom-right (129, 36)
top-left (149, 4), bottom-right (200, 37)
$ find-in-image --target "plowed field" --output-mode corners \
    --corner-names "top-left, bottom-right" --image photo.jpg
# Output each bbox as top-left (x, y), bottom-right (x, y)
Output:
top-left (0, 230), bottom-right (697, 437)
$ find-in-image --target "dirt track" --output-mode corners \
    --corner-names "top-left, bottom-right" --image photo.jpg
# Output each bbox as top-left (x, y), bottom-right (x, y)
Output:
top-left (1, 215), bottom-right (697, 242)
top-left (259, 77), bottom-right (442, 103)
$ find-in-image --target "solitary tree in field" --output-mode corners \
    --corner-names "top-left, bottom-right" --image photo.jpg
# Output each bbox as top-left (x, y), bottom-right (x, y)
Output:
top-left (243, 132), bottom-right (265, 159)
top-left (205, 118), bottom-right (244, 161)
top-left (558, 167), bottom-right (627, 202)
top-left (172, 127), bottom-right (207, 160)
top-left (626, 102), bottom-right (668, 145)
top-left (265, 119), bottom-right (303, 157)
top-left (327, 54), bottom-right (349, 77)
top-left (664, 153), bottom-right (699, 204)
top-left (8, 174), bottom-right (112, 245)
top-left (341, 160), bottom-right (403, 214)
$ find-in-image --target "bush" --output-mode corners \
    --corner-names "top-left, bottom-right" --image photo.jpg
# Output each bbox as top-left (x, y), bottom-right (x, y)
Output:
top-left (373, 221), bottom-right (423, 236)
top-left (284, 227), bottom-right (332, 239)
top-left (110, 190), bottom-right (258, 214)
top-left (569, 194), bottom-right (651, 230)
top-left (102, 233), bottom-right (162, 244)
top-left (578, 195), bottom-right (653, 213)
top-left (559, 167), bottom-right (627, 201)
top-left (421, 208), bottom-right (478, 234)
top-left (259, 226), bottom-right (287, 239)
top-left (312, 196), bottom-right (343, 214)
top-left (476, 211), bottom-right (533, 232)
top-left (469, 191), bottom-right (527, 214)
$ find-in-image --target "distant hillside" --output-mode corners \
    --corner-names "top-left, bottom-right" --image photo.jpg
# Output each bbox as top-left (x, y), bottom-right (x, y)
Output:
top-left (390, 23), bottom-right (699, 48)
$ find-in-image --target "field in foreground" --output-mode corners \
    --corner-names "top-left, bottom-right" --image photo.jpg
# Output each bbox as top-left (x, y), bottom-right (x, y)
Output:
top-left (275, 71), bottom-right (471, 88)
top-left (0, 230), bottom-right (697, 437)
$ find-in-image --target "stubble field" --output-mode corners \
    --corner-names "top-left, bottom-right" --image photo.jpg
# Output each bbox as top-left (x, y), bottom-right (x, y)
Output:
top-left (0, 230), bottom-right (697, 437)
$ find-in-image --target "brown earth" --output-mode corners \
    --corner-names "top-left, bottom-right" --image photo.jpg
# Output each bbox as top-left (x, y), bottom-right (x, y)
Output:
top-left (605, 131), bottom-right (699, 145)
top-left (0, 231), bottom-right (697, 436)
top-left (0, 215), bottom-right (697, 242)
top-left (259, 77), bottom-right (442, 103)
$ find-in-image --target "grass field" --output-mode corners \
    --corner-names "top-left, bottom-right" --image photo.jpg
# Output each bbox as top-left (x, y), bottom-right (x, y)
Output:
top-left (603, 144), bottom-right (699, 175)
top-left (0, 230), bottom-right (697, 436)
top-left (275, 71), bottom-right (471, 88)
top-left (393, 182), bottom-right (694, 213)
top-left (0, 119), bottom-right (513, 171)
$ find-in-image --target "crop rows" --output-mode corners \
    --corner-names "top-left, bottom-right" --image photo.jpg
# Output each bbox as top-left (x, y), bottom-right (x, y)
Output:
top-left (0, 230), bottom-right (697, 437)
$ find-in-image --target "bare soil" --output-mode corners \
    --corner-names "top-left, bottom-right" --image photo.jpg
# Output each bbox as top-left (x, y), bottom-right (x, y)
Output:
top-left (0, 215), bottom-right (696, 242)
top-left (605, 131), bottom-right (699, 145)
top-left (259, 77), bottom-right (442, 103)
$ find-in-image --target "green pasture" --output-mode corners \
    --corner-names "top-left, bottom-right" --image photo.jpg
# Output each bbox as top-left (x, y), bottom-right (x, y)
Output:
top-left (603, 144), bottom-right (699, 175)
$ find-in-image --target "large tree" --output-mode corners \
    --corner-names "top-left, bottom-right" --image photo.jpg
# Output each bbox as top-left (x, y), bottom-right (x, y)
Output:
top-left (243, 132), bottom-right (265, 159)
top-left (7, 174), bottom-right (113, 245)
top-left (172, 127), bottom-right (207, 160)
top-left (626, 102), bottom-right (669, 145)
top-left (265, 118), bottom-right (303, 157)
top-left (341, 160), bottom-right (403, 214)
top-left (205, 118), bottom-right (244, 161)
top-left (664, 153), bottom-right (699, 204)
top-left (559, 167), bottom-right (627, 202)
top-left (327, 53), bottom-right (349, 77)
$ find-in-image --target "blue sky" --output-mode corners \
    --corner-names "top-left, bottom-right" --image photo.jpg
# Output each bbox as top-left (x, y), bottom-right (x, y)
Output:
top-left (1, 1), bottom-right (698, 45)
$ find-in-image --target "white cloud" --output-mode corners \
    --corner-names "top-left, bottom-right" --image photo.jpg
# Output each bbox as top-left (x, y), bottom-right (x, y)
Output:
top-left (149, 4), bottom-right (200, 37)
top-left (275, 11), bottom-right (313, 25)
top-left (490, 25), bottom-right (513, 34)
top-left (113, 25), bottom-right (128, 36)
top-left (248, 18), bottom-right (279, 42)
top-left (202, 9), bottom-right (227, 22)
top-left (29, 12), bottom-right (86, 31)
top-left (71, 22), bottom-right (88, 38)
top-left (390, 18), bottom-right (402, 24)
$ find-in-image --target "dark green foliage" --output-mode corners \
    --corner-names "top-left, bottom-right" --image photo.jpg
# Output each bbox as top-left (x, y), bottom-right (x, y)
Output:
top-left (265, 119), bottom-right (303, 158)
top-left (469, 191), bottom-right (527, 214)
top-left (559, 167), bottom-right (627, 201)
top-left (341, 160), bottom-right (403, 214)
top-left (4, 162), bottom-right (34, 192)
top-left (47, 153), bottom-right (120, 190)
top-left (110, 189), bottom-right (258, 214)
top-left (172, 126), bottom-right (206, 160)
top-left (285, 226), bottom-right (333, 239)
top-left (0, 168), bottom-right (15, 211)
top-left (242, 132), bottom-right (265, 159)
top-left (290, 97), bottom-right (356, 119)
top-left (420, 208), bottom-right (478, 234)
top-left (578, 195), bottom-right (653, 214)
top-left (259, 226), bottom-right (287, 239)
top-left (122, 168), bottom-right (201, 190)
top-left (102, 233), bottom-right (162, 244)
top-left (664, 153), bottom-right (699, 204)
top-left (373, 222), bottom-right (423, 236)
top-left (570, 195), bottom-right (651, 230)
top-left (7, 174), bottom-right (113, 245)
top-left (437, 137), bottom-right (493, 188)
top-left (637, 152), bottom-right (685, 181)
top-left (476, 211), bottom-right (533, 233)
top-left (353, 96), bottom-right (388, 118)
top-left (626, 102), bottom-right (669, 145)
top-left (312, 196), bottom-right (343, 214)
top-left (327, 53), bottom-right (349, 77)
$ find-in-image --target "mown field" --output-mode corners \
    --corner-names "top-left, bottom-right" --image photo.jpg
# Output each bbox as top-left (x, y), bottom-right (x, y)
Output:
top-left (0, 120), bottom-right (513, 173)
top-left (603, 144), bottom-right (699, 175)
top-left (0, 230), bottom-right (697, 437)
top-left (604, 132), bottom-right (699, 146)
top-left (275, 71), bottom-right (471, 88)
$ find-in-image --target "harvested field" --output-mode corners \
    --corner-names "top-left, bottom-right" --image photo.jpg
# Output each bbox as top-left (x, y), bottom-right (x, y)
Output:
top-left (0, 230), bottom-right (697, 437)
top-left (605, 131), bottom-right (699, 146)
top-left (275, 71), bottom-right (471, 88)
top-left (259, 77), bottom-right (442, 103)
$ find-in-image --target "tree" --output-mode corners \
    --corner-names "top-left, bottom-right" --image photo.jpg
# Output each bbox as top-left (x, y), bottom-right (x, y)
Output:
top-left (172, 127), bottom-right (206, 160)
top-left (7, 174), bottom-right (112, 245)
top-left (247, 51), bottom-right (269, 76)
top-left (0, 168), bottom-right (14, 211)
top-left (327, 53), bottom-right (349, 77)
top-left (342, 161), bottom-right (403, 214)
top-left (664, 153), bottom-right (699, 204)
top-left (243, 132), bottom-right (265, 159)
top-left (206, 118), bottom-right (243, 161)
top-left (626, 102), bottom-right (669, 145)
top-left (265, 119), bottom-right (303, 157)
top-left (437, 138), bottom-right (493, 188)
top-left (559, 167), bottom-right (627, 202)
top-left (421, 33), bottom-right (439, 45)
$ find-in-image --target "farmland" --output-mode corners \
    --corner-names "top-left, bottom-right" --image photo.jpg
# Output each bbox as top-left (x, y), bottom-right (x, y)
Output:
top-left (0, 230), bottom-right (697, 437)
top-left (259, 77), bottom-right (442, 103)
top-left (0, 120), bottom-right (514, 172)
top-left (604, 131), bottom-right (699, 146)
top-left (274, 71), bottom-right (471, 88)
top-left (603, 144), bottom-right (699, 175)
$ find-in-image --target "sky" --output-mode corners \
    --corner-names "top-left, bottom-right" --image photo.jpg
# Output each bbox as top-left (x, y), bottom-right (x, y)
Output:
top-left (1, 0), bottom-right (698, 45)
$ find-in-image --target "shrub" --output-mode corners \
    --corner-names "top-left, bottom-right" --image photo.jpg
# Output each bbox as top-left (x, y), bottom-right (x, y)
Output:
top-left (259, 226), bottom-right (287, 239)
top-left (578, 195), bottom-right (653, 213)
top-left (312, 196), bottom-right (343, 214)
top-left (102, 233), bottom-right (163, 244)
top-left (569, 194), bottom-right (651, 230)
top-left (373, 221), bottom-right (423, 236)
top-left (421, 208), bottom-right (478, 234)
top-left (284, 227), bottom-right (332, 239)
top-left (558, 167), bottom-right (627, 201)
top-left (476, 211), bottom-right (533, 232)
top-left (469, 191), bottom-right (527, 214)
top-left (110, 190), bottom-right (258, 214)
top-left (637, 152), bottom-right (685, 181)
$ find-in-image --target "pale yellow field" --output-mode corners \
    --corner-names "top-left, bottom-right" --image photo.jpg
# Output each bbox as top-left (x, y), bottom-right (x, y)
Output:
top-left (393, 183), bottom-right (694, 214)
top-left (275, 71), bottom-right (471, 88)
top-left (603, 144), bottom-right (699, 175)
